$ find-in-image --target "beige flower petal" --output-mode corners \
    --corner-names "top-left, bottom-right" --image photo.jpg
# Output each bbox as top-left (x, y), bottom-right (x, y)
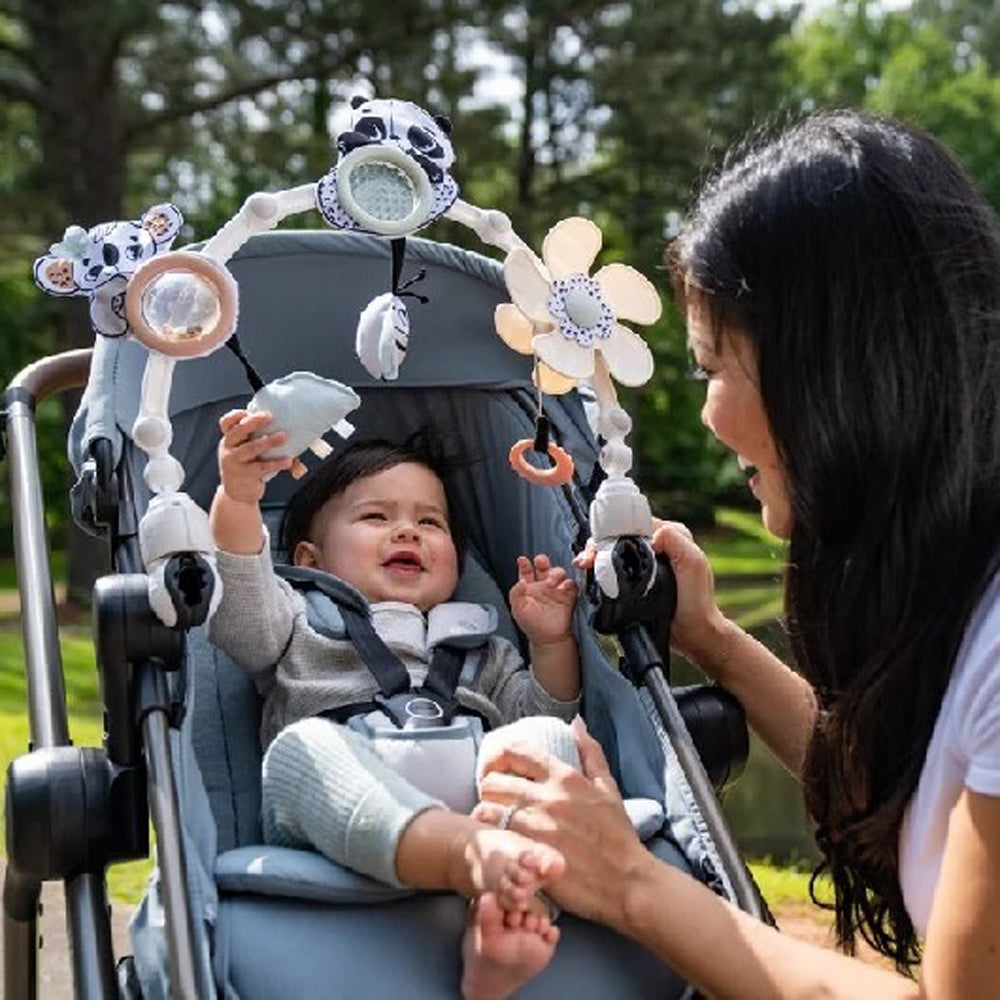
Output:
top-left (504, 248), bottom-right (554, 325)
top-left (534, 362), bottom-right (578, 395)
top-left (599, 322), bottom-right (654, 387)
top-left (542, 217), bottom-right (603, 280)
top-left (494, 302), bottom-right (535, 355)
top-left (532, 331), bottom-right (595, 379)
top-left (594, 263), bottom-right (662, 325)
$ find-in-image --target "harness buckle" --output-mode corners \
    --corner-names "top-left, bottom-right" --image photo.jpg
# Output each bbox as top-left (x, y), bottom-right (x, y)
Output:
top-left (374, 690), bottom-right (454, 729)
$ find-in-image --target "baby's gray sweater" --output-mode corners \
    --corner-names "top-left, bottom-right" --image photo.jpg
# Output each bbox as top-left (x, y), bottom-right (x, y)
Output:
top-left (209, 545), bottom-right (579, 750)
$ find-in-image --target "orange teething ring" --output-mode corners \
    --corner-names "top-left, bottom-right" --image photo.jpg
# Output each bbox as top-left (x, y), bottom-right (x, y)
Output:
top-left (508, 438), bottom-right (574, 486)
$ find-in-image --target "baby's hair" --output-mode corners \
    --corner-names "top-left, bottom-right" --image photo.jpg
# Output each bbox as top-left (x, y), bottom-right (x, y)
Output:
top-left (280, 429), bottom-right (470, 561)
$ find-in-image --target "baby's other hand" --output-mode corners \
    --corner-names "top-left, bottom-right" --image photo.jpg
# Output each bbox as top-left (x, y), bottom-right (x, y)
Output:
top-left (217, 408), bottom-right (294, 505)
top-left (510, 554), bottom-right (578, 646)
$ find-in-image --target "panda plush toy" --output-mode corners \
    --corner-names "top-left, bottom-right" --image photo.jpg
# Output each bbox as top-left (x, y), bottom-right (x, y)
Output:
top-left (316, 96), bottom-right (457, 238)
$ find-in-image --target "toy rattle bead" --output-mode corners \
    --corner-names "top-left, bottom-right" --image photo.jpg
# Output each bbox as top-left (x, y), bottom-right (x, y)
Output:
top-left (126, 251), bottom-right (238, 359)
top-left (508, 438), bottom-right (574, 486)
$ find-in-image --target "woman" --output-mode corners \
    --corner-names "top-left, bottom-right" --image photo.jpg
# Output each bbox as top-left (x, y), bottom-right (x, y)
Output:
top-left (474, 110), bottom-right (1000, 997)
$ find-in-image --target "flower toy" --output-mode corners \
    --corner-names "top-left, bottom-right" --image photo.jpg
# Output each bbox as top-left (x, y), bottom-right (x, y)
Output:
top-left (496, 217), bottom-right (659, 392)
top-left (494, 217), bottom-right (663, 600)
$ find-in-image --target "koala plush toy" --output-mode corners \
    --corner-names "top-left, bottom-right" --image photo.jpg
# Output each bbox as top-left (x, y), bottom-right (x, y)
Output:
top-left (33, 203), bottom-right (184, 337)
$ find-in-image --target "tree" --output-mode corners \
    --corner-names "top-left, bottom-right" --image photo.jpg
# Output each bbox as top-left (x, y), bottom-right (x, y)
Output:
top-left (781, 0), bottom-right (1000, 210)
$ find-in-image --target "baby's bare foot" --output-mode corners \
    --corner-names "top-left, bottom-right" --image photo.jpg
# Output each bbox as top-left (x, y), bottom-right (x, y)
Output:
top-left (461, 892), bottom-right (559, 1000)
top-left (455, 827), bottom-right (565, 912)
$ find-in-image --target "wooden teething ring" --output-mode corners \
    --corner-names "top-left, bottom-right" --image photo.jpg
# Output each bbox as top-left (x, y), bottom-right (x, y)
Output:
top-left (508, 438), bottom-right (574, 486)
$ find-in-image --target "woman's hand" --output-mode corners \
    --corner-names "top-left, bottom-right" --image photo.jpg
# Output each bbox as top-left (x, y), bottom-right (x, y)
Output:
top-left (474, 716), bottom-right (653, 932)
top-left (648, 520), bottom-right (735, 679)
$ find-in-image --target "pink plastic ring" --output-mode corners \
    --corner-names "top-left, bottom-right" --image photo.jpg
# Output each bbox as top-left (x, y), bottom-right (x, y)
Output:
top-left (508, 438), bottom-right (574, 486)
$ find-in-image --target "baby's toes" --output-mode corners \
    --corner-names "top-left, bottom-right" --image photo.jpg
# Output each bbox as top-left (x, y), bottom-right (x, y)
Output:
top-left (475, 892), bottom-right (506, 934)
top-left (520, 845), bottom-right (565, 881)
top-left (497, 868), bottom-right (533, 910)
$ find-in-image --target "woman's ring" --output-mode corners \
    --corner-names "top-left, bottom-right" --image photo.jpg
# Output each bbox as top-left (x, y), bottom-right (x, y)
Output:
top-left (497, 804), bottom-right (518, 830)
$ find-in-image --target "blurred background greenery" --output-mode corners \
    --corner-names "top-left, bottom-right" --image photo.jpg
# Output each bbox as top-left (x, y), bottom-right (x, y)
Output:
top-left (1, 0), bottom-right (998, 883)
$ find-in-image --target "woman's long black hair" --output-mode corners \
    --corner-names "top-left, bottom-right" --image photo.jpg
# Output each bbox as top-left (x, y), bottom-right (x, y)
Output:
top-left (669, 110), bottom-right (1000, 969)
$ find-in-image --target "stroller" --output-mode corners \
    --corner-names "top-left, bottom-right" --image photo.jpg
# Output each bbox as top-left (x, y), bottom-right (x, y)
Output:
top-left (3, 227), bottom-right (768, 999)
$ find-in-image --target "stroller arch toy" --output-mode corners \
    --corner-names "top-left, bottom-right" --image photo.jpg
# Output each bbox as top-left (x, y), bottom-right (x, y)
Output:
top-left (4, 96), bottom-right (767, 1000)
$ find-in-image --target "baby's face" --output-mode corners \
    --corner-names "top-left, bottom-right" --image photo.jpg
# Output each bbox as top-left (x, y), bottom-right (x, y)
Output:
top-left (294, 462), bottom-right (459, 612)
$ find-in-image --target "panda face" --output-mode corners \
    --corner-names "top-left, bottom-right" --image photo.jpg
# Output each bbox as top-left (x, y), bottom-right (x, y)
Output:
top-left (336, 99), bottom-right (455, 180)
top-left (317, 97), bottom-right (459, 236)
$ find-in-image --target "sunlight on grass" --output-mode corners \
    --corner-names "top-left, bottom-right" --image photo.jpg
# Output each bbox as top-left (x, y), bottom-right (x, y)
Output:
top-left (0, 629), bottom-right (101, 715)
top-left (749, 859), bottom-right (833, 908)
top-left (701, 506), bottom-right (787, 629)
top-left (703, 509), bottom-right (785, 577)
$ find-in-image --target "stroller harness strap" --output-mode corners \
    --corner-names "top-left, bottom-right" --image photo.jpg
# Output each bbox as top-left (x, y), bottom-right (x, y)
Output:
top-left (277, 564), bottom-right (495, 730)
top-left (338, 603), bottom-right (468, 727)
top-left (338, 603), bottom-right (411, 700)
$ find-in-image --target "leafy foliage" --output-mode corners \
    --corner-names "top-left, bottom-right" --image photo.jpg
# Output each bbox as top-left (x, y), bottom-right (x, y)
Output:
top-left (781, 1), bottom-right (1000, 210)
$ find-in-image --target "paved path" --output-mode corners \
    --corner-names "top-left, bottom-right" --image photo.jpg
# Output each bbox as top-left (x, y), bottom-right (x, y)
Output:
top-left (0, 861), bottom-right (133, 999)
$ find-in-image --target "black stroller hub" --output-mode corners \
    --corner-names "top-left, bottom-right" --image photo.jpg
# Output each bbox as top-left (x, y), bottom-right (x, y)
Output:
top-left (5, 746), bottom-right (145, 887)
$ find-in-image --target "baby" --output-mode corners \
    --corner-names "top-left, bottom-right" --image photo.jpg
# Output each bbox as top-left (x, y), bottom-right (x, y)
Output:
top-left (208, 409), bottom-right (583, 1000)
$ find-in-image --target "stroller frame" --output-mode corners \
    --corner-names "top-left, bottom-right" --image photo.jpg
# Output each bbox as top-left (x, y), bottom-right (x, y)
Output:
top-left (4, 238), bottom-right (768, 1000)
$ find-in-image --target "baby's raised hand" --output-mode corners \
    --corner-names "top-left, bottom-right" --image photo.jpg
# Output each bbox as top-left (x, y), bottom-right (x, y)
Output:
top-left (509, 554), bottom-right (578, 646)
top-left (217, 408), bottom-right (295, 505)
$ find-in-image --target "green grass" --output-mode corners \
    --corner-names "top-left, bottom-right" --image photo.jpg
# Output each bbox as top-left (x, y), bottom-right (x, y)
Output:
top-left (0, 551), bottom-right (65, 591)
top-left (702, 507), bottom-right (786, 576)
top-left (703, 507), bottom-right (787, 628)
top-left (0, 628), bottom-right (102, 715)
top-left (749, 859), bottom-right (833, 908)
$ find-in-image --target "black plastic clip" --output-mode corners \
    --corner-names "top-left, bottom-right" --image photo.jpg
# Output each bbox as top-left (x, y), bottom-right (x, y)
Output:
top-left (532, 413), bottom-right (551, 455)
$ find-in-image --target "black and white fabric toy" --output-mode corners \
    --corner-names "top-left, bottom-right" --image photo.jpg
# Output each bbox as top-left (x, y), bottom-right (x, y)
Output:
top-left (33, 204), bottom-right (184, 338)
top-left (316, 96), bottom-right (457, 238)
top-left (316, 97), bottom-right (457, 381)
